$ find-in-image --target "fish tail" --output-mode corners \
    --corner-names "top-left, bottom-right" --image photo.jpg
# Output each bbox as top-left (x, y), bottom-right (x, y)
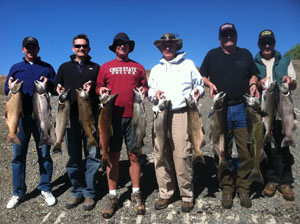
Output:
top-left (263, 134), bottom-right (273, 145)
top-left (7, 134), bottom-right (21, 145)
top-left (87, 138), bottom-right (98, 148)
top-left (248, 169), bottom-right (264, 184)
top-left (51, 142), bottom-right (62, 154)
top-left (281, 137), bottom-right (295, 148)
top-left (39, 134), bottom-right (54, 147)
top-left (131, 147), bottom-right (142, 156)
top-left (101, 156), bottom-right (112, 168)
top-left (219, 161), bottom-right (232, 173)
top-left (193, 153), bottom-right (206, 164)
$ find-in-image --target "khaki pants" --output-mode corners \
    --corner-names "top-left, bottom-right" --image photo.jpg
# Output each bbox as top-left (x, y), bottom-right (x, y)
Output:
top-left (153, 109), bottom-right (194, 202)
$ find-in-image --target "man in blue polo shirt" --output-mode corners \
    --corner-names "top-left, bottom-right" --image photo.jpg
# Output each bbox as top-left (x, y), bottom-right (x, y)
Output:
top-left (5, 36), bottom-right (57, 209)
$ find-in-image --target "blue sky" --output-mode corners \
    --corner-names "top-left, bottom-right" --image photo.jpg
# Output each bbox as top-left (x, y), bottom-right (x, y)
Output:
top-left (0, 0), bottom-right (299, 75)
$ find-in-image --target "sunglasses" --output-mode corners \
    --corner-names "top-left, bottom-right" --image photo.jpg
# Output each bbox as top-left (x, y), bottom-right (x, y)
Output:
top-left (259, 39), bottom-right (275, 46)
top-left (74, 44), bottom-right (89, 49)
top-left (115, 40), bottom-right (129, 46)
top-left (221, 31), bottom-right (236, 37)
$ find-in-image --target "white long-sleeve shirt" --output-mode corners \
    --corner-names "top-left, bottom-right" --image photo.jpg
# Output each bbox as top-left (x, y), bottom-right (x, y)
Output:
top-left (148, 52), bottom-right (204, 110)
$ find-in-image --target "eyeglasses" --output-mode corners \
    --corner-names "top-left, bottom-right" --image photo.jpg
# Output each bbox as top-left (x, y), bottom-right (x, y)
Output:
top-left (74, 44), bottom-right (89, 49)
top-left (259, 39), bottom-right (275, 46)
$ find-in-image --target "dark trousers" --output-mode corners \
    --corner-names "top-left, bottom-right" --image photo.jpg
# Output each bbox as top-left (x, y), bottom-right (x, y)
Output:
top-left (263, 120), bottom-right (294, 185)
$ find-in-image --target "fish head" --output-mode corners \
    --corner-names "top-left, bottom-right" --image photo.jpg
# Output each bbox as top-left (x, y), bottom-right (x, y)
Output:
top-left (99, 92), bottom-right (118, 107)
top-left (34, 80), bottom-right (46, 94)
top-left (185, 94), bottom-right (197, 110)
top-left (279, 82), bottom-right (289, 95)
top-left (213, 92), bottom-right (226, 110)
top-left (158, 97), bottom-right (171, 111)
top-left (133, 88), bottom-right (144, 104)
top-left (58, 89), bottom-right (71, 103)
top-left (76, 88), bottom-right (89, 99)
top-left (10, 79), bottom-right (23, 94)
top-left (243, 94), bottom-right (260, 111)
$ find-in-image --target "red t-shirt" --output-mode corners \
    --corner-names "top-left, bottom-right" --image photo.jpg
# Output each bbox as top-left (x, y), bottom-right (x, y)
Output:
top-left (96, 59), bottom-right (148, 118)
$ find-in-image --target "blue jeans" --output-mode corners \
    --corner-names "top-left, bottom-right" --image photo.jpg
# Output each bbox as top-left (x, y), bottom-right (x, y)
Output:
top-left (65, 117), bottom-right (101, 198)
top-left (12, 117), bottom-right (53, 196)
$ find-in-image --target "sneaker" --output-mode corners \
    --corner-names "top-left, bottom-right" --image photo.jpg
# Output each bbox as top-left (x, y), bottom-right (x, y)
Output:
top-left (181, 201), bottom-right (194, 213)
top-left (154, 198), bottom-right (171, 210)
top-left (131, 191), bottom-right (145, 215)
top-left (7, 195), bottom-right (23, 209)
top-left (83, 198), bottom-right (96, 211)
top-left (238, 193), bottom-right (252, 208)
top-left (65, 197), bottom-right (84, 209)
top-left (278, 184), bottom-right (295, 201)
top-left (102, 194), bottom-right (119, 219)
top-left (41, 191), bottom-right (56, 206)
top-left (263, 182), bottom-right (277, 197)
top-left (221, 192), bottom-right (233, 209)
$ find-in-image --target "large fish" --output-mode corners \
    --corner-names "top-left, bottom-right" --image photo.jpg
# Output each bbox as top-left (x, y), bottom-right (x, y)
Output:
top-left (261, 80), bottom-right (277, 145)
top-left (277, 82), bottom-right (296, 148)
top-left (244, 94), bottom-right (264, 184)
top-left (5, 79), bottom-right (23, 145)
top-left (52, 89), bottom-right (71, 154)
top-left (153, 96), bottom-right (171, 169)
top-left (131, 88), bottom-right (147, 155)
top-left (33, 80), bottom-right (54, 147)
top-left (76, 88), bottom-right (98, 149)
top-left (185, 94), bottom-right (206, 163)
top-left (98, 92), bottom-right (118, 168)
top-left (208, 92), bottom-right (230, 172)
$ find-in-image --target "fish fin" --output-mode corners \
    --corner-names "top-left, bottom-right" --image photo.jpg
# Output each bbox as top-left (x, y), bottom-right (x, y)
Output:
top-left (51, 145), bottom-right (63, 155)
top-left (292, 123), bottom-right (297, 131)
top-left (208, 109), bottom-right (214, 118)
top-left (201, 139), bottom-right (206, 148)
top-left (281, 137), bottom-right (295, 148)
top-left (91, 125), bottom-right (96, 134)
top-left (193, 154), bottom-right (206, 164)
top-left (39, 135), bottom-right (54, 147)
top-left (202, 127), bottom-right (206, 135)
top-left (259, 111), bottom-right (268, 117)
top-left (248, 169), bottom-right (264, 184)
top-left (5, 111), bottom-right (7, 119)
top-left (294, 112), bottom-right (297, 120)
top-left (263, 134), bottom-right (273, 146)
top-left (66, 119), bottom-right (71, 128)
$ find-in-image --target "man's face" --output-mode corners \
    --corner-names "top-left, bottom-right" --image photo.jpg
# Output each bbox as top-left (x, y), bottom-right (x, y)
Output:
top-left (115, 40), bottom-right (130, 59)
top-left (72, 38), bottom-right (90, 58)
top-left (219, 30), bottom-right (237, 48)
top-left (160, 42), bottom-right (177, 61)
top-left (22, 44), bottom-right (39, 62)
top-left (258, 38), bottom-right (275, 59)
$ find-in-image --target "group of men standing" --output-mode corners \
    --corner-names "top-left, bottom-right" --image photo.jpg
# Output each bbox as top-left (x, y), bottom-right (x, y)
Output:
top-left (4, 22), bottom-right (297, 218)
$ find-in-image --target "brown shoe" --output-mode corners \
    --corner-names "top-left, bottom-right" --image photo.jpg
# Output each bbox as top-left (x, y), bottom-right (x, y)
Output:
top-left (278, 184), bottom-right (295, 201)
top-left (181, 201), bottom-right (194, 213)
top-left (238, 193), bottom-right (252, 208)
top-left (83, 198), bottom-right (96, 211)
top-left (131, 191), bottom-right (145, 215)
top-left (102, 195), bottom-right (119, 219)
top-left (221, 193), bottom-right (233, 209)
top-left (65, 197), bottom-right (84, 209)
top-left (263, 182), bottom-right (277, 197)
top-left (154, 198), bottom-right (171, 210)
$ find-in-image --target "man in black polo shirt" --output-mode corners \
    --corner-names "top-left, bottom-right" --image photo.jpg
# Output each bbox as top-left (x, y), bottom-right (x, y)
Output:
top-left (200, 23), bottom-right (259, 209)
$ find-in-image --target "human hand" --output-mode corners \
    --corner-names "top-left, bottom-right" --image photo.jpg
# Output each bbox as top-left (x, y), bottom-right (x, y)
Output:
top-left (8, 77), bottom-right (14, 89)
top-left (250, 84), bottom-right (260, 99)
top-left (282, 76), bottom-right (291, 84)
top-left (40, 76), bottom-right (48, 87)
top-left (156, 90), bottom-right (164, 100)
top-left (83, 80), bottom-right (93, 92)
top-left (209, 83), bottom-right (218, 98)
top-left (258, 78), bottom-right (268, 90)
top-left (99, 87), bottom-right (110, 96)
top-left (137, 86), bottom-right (145, 94)
top-left (193, 88), bottom-right (200, 101)
top-left (56, 84), bottom-right (65, 94)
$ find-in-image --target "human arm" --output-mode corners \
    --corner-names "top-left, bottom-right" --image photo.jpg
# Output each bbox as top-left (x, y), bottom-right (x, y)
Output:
top-left (249, 75), bottom-right (260, 99)
top-left (191, 62), bottom-right (205, 101)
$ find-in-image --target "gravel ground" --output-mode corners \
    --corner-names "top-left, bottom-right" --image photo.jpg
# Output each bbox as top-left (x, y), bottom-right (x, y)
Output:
top-left (0, 88), bottom-right (300, 224)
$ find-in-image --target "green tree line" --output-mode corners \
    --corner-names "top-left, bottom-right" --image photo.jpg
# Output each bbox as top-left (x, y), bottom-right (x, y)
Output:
top-left (285, 44), bottom-right (300, 59)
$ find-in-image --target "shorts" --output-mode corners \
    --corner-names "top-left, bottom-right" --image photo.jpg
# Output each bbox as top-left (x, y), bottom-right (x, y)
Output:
top-left (109, 117), bottom-right (135, 153)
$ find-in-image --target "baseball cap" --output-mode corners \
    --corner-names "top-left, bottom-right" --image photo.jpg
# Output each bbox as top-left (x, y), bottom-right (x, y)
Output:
top-left (219, 23), bottom-right (237, 36)
top-left (258, 29), bottom-right (275, 41)
top-left (22, 36), bottom-right (39, 47)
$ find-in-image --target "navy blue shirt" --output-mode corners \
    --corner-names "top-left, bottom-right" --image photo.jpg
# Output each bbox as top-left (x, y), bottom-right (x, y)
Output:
top-left (5, 57), bottom-right (56, 115)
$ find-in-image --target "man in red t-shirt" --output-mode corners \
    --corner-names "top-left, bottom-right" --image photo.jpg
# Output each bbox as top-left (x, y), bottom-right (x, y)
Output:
top-left (96, 32), bottom-right (148, 219)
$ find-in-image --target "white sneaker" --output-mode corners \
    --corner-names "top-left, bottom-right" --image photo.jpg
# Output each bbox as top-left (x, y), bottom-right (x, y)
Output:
top-left (7, 195), bottom-right (22, 209)
top-left (41, 191), bottom-right (56, 206)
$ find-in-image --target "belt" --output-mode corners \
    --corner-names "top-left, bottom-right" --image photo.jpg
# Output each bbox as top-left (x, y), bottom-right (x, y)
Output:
top-left (170, 107), bottom-right (188, 113)
top-left (227, 99), bottom-right (244, 106)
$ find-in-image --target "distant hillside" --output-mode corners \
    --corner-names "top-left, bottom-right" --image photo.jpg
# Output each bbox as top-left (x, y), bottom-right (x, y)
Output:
top-left (1, 60), bottom-right (300, 95)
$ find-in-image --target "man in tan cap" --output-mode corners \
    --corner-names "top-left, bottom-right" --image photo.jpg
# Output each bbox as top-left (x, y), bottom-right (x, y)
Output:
top-left (148, 33), bottom-right (204, 213)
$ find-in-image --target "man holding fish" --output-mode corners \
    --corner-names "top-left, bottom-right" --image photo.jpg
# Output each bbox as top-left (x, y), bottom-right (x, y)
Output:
top-left (148, 33), bottom-right (204, 213)
top-left (200, 23), bottom-right (259, 209)
top-left (5, 36), bottom-right (57, 208)
top-left (96, 32), bottom-right (148, 218)
top-left (255, 29), bottom-right (297, 201)
top-left (56, 34), bottom-right (101, 211)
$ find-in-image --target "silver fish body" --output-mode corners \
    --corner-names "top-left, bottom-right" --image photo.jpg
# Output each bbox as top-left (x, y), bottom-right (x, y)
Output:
top-left (153, 97), bottom-right (170, 169)
top-left (52, 89), bottom-right (71, 154)
top-left (33, 80), bottom-right (53, 147)
top-left (277, 82), bottom-right (296, 147)
top-left (244, 94), bottom-right (264, 184)
top-left (5, 79), bottom-right (24, 145)
top-left (185, 94), bottom-right (206, 163)
top-left (208, 92), bottom-right (230, 172)
top-left (261, 81), bottom-right (277, 145)
top-left (132, 88), bottom-right (147, 155)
